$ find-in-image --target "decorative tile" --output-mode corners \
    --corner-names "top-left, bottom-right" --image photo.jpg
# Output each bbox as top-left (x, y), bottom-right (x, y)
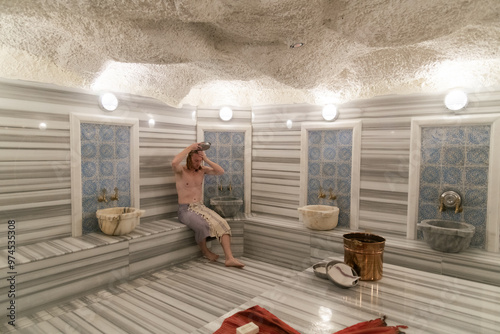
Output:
top-left (443, 147), bottom-right (464, 165)
top-left (322, 163), bottom-right (335, 176)
top-left (308, 162), bottom-right (320, 176)
top-left (338, 147), bottom-right (352, 161)
top-left (421, 147), bottom-right (441, 164)
top-left (421, 166), bottom-right (440, 183)
top-left (308, 147), bottom-right (321, 160)
top-left (322, 146), bottom-right (336, 160)
top-left (419, 185), bottom-right (439, 202)
top-left (465, 167), bottom-right (488, 186)
top-left (467, 126), bottom-right (490, 145)
top-left (446, 126), bottom-right (465, 145)
top-left (442, 166), bottom-right (462, 185)
top-left (308, 131), bottom-right (322, 144)
top-left (464, 188), bottom-right (487, 207)
top-left (466, 147), bottom-right (489, 166)
top-left (338, 129), bottom-right (352, 145)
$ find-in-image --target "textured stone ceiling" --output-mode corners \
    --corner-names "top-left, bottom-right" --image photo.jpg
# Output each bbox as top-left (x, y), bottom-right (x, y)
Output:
top-left (1, 0), bottom-right (499, 108)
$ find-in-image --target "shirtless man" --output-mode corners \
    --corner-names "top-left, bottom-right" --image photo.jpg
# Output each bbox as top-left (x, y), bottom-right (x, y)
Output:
top-left (172, 142), bottom-right (244, 268)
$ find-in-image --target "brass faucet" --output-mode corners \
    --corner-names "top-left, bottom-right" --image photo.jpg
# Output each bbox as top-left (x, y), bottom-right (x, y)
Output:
top-left (439, 196), bottom-right (445, 212)
top-left (110, 187), bottom-right (119, 201)
top-left (439, 190), bottom-right (463, 213)
top-left (98, 188), bottom-right (108, 203)
top-left (318, 186), bottom-right (326, 199)
top-left (328, 188), bottom-right (337, 200)
top-left (228, 182), bottom-right (232, 192)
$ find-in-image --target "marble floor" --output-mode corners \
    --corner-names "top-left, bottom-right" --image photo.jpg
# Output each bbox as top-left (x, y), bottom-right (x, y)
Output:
top-left (2, 255), bottom-right (499, 334)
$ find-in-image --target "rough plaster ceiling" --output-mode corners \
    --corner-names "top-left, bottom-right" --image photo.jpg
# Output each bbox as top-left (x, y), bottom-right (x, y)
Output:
top-left (0, 0), bottom-right (499, 108)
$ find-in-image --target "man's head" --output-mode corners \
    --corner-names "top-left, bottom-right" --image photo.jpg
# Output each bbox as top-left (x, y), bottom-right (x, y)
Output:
top-left (186, 150), bottom-right (203, 171)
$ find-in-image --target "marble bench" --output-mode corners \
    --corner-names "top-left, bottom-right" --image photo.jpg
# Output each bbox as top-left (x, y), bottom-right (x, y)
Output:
top-left (0, 218), bottom-right (204, 315)
top-left (243, 213), bottom-right (500, 286)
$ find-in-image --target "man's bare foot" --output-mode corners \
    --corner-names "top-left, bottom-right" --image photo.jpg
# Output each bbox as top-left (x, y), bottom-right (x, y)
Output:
top-left (225, 257), bottom-right (245, 268)
top-left (203, 251), bottom-right (219, 262)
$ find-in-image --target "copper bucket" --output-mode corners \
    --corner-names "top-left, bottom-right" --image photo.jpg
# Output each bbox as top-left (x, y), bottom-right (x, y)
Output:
top-left (343, 233), bottom-right (385, 281)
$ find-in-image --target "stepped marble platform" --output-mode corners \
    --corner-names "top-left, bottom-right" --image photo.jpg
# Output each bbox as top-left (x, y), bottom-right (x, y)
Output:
top-left (0, 218), bottom-right (243, 315)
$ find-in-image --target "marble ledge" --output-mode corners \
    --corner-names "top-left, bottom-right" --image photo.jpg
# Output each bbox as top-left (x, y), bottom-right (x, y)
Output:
top-left (246, 213), bottom-right (500, 286)
top-left (0, 219), bottom-right (188, 269)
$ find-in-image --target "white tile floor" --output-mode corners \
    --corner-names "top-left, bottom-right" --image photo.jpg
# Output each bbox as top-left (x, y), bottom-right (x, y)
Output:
top-left (2, 255), bottom-right (499, 334)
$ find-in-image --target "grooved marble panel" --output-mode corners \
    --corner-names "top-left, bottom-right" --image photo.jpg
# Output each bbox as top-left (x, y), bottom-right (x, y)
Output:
top-left (244, 215), bottom-right (311, 271)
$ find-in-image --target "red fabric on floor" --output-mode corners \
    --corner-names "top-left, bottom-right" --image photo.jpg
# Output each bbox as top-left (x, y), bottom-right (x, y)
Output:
top-left (213, 305), bottom-right (301, 334)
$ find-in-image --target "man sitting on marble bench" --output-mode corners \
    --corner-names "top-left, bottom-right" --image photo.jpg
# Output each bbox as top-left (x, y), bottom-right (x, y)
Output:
top-left (172, 142), bottom-right (244, 268)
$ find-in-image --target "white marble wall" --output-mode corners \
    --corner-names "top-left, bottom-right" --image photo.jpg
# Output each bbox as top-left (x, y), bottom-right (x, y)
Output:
top-left (251, 89), bottom-right (500, 241)
top-left (0, 78), bottom-right (196, 248)
top-left (2, 77), bottom-right (500, 250)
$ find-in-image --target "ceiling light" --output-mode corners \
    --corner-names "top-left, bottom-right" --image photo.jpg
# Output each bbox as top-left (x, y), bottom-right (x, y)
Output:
top-left (444, 89), bottom-right (468, 111)
top-left (322, 104), bottom-right (339, 121)
top-left (99, 92), bottom-right (119, 111)
top-left (219, 107), bottom-right (233, 121)
top-left (290, 43), bottom-right (304, 49)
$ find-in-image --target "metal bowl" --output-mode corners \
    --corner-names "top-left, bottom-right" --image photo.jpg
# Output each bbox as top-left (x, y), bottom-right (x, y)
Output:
top-left (312, 262), bottom-right (329, 279)
top-left (326, 262), bottom-right (360, 289)
top-left (198, 142), bottom-right (211, 150)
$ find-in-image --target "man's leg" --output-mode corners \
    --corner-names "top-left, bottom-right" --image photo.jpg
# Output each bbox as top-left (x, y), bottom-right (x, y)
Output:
top-left (199, 238), bottom-right (219, 261)
top-left (220, 234), bottom-right (244, 267)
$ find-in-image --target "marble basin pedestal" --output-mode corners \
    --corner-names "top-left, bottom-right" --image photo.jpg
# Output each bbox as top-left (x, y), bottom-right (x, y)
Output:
top-left (418, 219), bottom-right (475, 253)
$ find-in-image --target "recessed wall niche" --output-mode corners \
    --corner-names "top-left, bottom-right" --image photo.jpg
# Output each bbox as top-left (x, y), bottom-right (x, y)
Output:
top-left (300, 121), bottom-right (362, 229)
top-left (407, 115), bottom-right (500, 252)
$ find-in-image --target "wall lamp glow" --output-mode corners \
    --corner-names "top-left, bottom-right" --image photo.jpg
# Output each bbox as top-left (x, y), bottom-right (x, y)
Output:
top-left (286, 119), bottom-right (293, 129)
top-left (219, 107), bottom-right (233, 121)
top-left (39, 122), bottom-right (47, 130)
top-left (99, 92), bottom-right (119, 111)
top-left (148, 118), bottom-right (155, 128)
top-left (322, 104), bottom-right (339, 121)
top-left (444, 89), bottom-right (468, 111)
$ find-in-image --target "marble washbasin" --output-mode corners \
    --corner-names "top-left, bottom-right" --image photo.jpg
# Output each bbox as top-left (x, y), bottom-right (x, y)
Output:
top-left (210, 196), bottom-right (243, 218)
top-left (298, 205), bottom-right (339, 230)
top-left (96, 207), bottom-right (145, 236)
top-left (418, 219), bottom-right (475, 253)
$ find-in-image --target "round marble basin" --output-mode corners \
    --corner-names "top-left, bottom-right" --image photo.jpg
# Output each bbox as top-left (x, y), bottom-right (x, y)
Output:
top-left (298, 205), bottom-right (339, 230)
top-left (96, 207), bottom-right (145, 236)
top-left (418, 219), bottom-right (475, 253)
top-left (210, 196), bottom-right (243, 218)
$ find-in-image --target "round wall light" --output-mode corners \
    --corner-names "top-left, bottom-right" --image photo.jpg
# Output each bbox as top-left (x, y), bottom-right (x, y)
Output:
top-left (39, 122), bottom-right (47, 130)
top-left (99, 92), bottom-right (119, 111)
top-left (148, 118), bottom-right (155, 128)
top-left (286, 119), bottom-right (293, 129)
top-left (322, 104), bottom-right (339, 121)
top-left (219, 107), bottom-right (233, 121)
top-left (444, 89), bottom-right (468, 111)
